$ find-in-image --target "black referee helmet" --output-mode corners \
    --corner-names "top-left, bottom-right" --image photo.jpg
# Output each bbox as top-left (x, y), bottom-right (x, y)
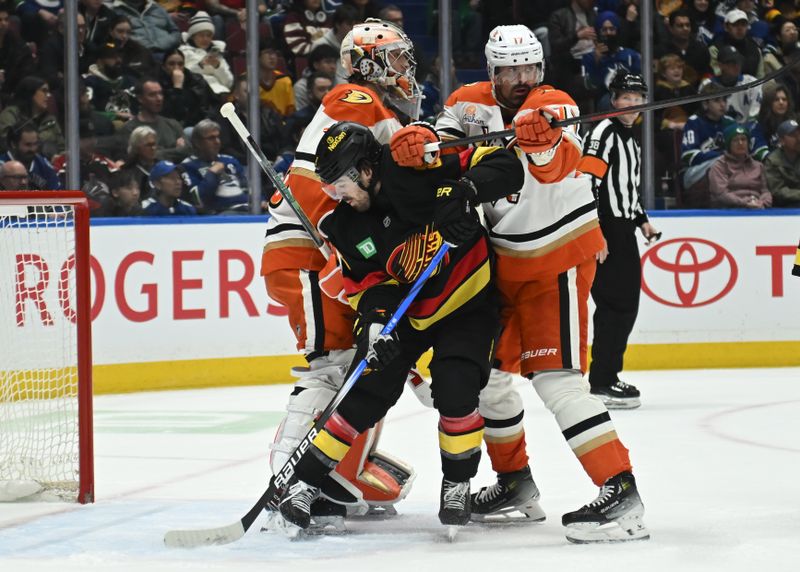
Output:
top-left (609, 71), bottom-right (648, 95)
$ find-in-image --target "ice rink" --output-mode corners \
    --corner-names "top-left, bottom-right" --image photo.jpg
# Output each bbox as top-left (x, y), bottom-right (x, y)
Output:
top-left (1, 367), bottom-right (798, 572)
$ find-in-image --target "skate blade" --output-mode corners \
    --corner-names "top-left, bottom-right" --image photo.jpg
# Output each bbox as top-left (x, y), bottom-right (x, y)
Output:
top-left (261, 513), bottom-right (347, 537)
top-left (353, 504), bottom-right (399, 520)
top-left (565, 519), bottom-right (650, 543)
top-left (445, 525), bottom-right (464, 542)
top-left (596, 395), bottom-right (641, 410)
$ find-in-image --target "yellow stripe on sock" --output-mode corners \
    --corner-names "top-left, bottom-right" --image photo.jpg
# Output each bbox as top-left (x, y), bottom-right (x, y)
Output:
top-left (439, 429), bottom-right (484, 455)
top-left (312, 430), bottom-right (351, 462)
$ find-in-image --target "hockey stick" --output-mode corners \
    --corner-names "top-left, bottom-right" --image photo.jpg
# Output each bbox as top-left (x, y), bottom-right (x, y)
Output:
top-left (424, 57), bottom-right (800, 151)
top-left (220, 102), bottom-right (331, 258)
top-left (164, 242), bottom-right (451, 548)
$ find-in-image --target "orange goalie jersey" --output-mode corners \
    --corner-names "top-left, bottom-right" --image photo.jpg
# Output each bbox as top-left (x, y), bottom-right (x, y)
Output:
top-left (261, 83), bottom-right (403, 276)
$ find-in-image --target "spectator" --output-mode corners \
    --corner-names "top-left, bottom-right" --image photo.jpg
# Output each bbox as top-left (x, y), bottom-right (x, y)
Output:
top-left (311, 3), bottom-right (357, 84)
top-left (613, 0), bottom-right (641, 51)
top-left (0, 76), bottom-right (64, 158)
top-left (763, 17), bottom-right (800, 76)
top-left (179, 10), bottom-right (234, 95)
top-left (52, 118), bottom-right (117, 203)
top-left (100, 167), bottom-right (143, 216)
top-left (706, 45), bottom-right (762, 123)
top-left (710, 9), bottom-right (764, 78)
top-left (420, 55), bottom-right (461, 120)
top-left (680, 82), bottom-right (735, 206)
top-left (581, 10), bottom-right (641, 109)
top-left (0, 3), bottom-right (35, 101)
top-left (110, 0), bottom-right (181, 56)
top-left (654, 8), bottom-right (711, 87)
top-left (158, 47), bottom-right (216, 126)
top-left (181, 118), bottom-right (249, 213)
top-left (80, 0), bottom-right (116, 52)
top-left (286, 70), bottom-right (331, 132)
top-left (84, 41), bottom-right (137, 125)
top-left (118, 78), bottom-right (187, 162)
top-left (764, 118), bottom-right (800, 206)
top-left (708, 123), bottom-right (771, 208)
top-left (283, 0), bottom-right (332, 75)
top-left (342, 0), bottom-right (383, 21)
top-left (293, 43), bottom-right (337, 109)
top-left (38, 11), bottom-right (88, 84)
top-left (0, 123), bottom-right (61, 190)
top-left (107, 14), bottom-right (159, 79)
top-left (655, 54), bottom-right (696, 130)
top-left (212, 74), bottom-right (285, 162)
top-left (258, 45), bottom-right (295, 116)
top-left (120, 125), bottom-right (158, 198)
top-left (548, 0), bottom-right (597, 109)
top-left (0, 159), bottom-right (29, 190)
top-left (204, 0), bottom-right (268, 40)
top-left (142, 159), bottom-right (197, 214)
top-left (686, 0), bottom-right (723, 46)
top-left (16, 0), bottom-right (62, 46)
top-left (756, 85), bottom-right (797, 150)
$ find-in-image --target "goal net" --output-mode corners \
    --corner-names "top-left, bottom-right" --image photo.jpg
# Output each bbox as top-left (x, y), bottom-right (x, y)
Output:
top-left (0, 192), bottom-right (94, 503)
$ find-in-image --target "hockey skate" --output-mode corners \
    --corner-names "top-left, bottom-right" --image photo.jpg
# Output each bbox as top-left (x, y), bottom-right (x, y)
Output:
top-left (439, 479), bottom-right (471, 540)
top-left (591, 380), bottom-right (641, 409)
top-left (470, 466), bottom-right (546, 523)
top-left (562, 471), bottom-right (650, 543)
top-left (278, 479), bottom-right (320, 533)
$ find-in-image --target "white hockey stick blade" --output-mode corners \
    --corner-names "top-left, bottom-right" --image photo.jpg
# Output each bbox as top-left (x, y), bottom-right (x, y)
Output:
top-left (164, 520), bottom-right (245, 548)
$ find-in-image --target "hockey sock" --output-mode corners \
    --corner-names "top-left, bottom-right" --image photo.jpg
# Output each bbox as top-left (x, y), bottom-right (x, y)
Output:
top-left (484, 415), bottom-right (529, 474)
top-left (438, 410), bottom-right (484, 482)
top-left (307, 412), bottom-right (359, 482)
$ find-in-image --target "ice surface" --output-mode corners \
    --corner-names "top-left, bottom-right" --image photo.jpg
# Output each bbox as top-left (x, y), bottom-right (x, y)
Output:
top-left (1, 368), bottom-right (798, 572)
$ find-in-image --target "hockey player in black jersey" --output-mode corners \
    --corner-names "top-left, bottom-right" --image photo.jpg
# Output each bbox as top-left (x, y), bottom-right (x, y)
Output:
top-left (276, 121), bottom-right (524, 535)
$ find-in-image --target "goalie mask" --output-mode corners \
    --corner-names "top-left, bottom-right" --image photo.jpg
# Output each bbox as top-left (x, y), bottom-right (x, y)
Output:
top-left (485, 25), bottom-right (544, 106)
top-left (341, 19), bottom-right (421, 120)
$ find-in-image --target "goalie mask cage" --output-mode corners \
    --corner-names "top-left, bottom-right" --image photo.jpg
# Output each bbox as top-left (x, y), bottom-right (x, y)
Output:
top-left (0, 192), bottom-right (94, 503)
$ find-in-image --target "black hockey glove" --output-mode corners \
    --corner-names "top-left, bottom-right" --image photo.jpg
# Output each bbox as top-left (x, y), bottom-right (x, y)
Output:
top-left (433, 178), bottom-right (481, 246)
top-left (354, 308), bottom-right (401, 370)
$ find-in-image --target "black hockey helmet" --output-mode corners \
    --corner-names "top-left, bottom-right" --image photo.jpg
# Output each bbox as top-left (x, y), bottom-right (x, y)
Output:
top-left (315, 121), bottom-right (382, 185)
top-left (609, 71), bottom-right (648, 95)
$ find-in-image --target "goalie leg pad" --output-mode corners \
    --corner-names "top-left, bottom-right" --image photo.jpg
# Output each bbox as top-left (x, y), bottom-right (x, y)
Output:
top-left (479, 368), bottom-right (529, 474)
top-left (531, 370), bottom-right (632, 486)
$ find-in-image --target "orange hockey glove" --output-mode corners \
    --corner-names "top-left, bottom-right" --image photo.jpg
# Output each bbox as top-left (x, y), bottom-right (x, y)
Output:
top-left (515, 109), bottom-right (562, 154)
top-left (390, 122), bottom-right (441, 167)
top-left (319, 251), bottom-right (348, 305)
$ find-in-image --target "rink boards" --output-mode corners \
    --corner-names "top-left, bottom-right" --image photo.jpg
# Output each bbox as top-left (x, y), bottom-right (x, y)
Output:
top-left (3, 211), bottom-right (799, 394)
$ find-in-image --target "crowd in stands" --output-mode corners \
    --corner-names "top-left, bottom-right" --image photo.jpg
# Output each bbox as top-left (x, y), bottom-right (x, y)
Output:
top-left (1, 0), bottom-right (800, 213)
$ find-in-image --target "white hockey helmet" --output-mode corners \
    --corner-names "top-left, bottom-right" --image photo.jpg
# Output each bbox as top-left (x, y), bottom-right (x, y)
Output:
top-left (340, 18), bottom-right (421, 119)
top-left (485, 25), bottom-right (545, 85)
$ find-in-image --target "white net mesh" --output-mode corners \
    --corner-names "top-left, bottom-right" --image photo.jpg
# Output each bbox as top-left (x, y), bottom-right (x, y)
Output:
top-left (0, 203), bottom-right (81, 501)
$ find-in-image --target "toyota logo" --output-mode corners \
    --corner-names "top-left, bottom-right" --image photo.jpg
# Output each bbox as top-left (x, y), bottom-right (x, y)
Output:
top-left (641, 238), bottom-right (738, 308)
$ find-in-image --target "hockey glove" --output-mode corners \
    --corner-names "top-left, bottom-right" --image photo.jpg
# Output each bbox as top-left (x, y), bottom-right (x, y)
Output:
top-left (390, 122), bottom-right (441, 167)
top-left (318, 249), bottom-right (348, 305)
top-left (515, 109), bottom-right (562, 154)
top-left (433, 178), bottom-right (481, 246)
top-left (355, 308), bottom-right (401, 370)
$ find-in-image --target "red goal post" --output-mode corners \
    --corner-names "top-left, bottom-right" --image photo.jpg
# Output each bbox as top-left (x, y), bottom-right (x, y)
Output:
top-left (0, 191), bottom-right (94, 503)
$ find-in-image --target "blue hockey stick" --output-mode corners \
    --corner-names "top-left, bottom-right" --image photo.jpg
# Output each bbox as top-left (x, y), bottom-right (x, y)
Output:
top-left (164, 243), bottom-right (450, 548)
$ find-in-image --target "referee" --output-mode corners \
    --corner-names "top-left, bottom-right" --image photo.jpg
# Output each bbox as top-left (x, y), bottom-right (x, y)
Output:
top-left (577, 72), bottom-right (659, 409)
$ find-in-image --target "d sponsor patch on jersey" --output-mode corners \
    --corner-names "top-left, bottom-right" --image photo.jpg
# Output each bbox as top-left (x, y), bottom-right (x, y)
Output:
top-left (356, 237), bottom-right (378, 258)
top-left (340, 90), bottom-right (374, 104)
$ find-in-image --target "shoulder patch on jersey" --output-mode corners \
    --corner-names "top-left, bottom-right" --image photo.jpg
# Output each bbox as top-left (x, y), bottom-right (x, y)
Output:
top-left (340, 90), bottom-right (374, 104)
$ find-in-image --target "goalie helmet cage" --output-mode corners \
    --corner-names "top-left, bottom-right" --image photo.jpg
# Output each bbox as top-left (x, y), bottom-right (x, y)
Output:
top-left (0, 191), bottom-right (94, 504)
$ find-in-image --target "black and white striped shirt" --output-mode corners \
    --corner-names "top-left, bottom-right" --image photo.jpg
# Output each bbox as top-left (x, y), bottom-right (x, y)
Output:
top-left (580, 118), bottom-right (648, 226)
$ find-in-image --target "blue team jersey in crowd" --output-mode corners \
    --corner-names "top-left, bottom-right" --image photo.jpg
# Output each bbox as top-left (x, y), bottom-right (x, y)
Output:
top-left (180, 154), bottom-right (249, 213)
top-left (0, 151), bottom-right (61, 191)
top-left (141, 197), bottom-right (197, 216)
top-left (681, 113), bottom-right (736, 168)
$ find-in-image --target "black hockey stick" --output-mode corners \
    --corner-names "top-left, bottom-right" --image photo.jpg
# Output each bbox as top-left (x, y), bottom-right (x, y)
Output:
top-left (425, 57), bottom-right (800, 151)
top-left (164, 243), bottom-right (451, 548)
top-left (220, 102), bottom-right (331, 258)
